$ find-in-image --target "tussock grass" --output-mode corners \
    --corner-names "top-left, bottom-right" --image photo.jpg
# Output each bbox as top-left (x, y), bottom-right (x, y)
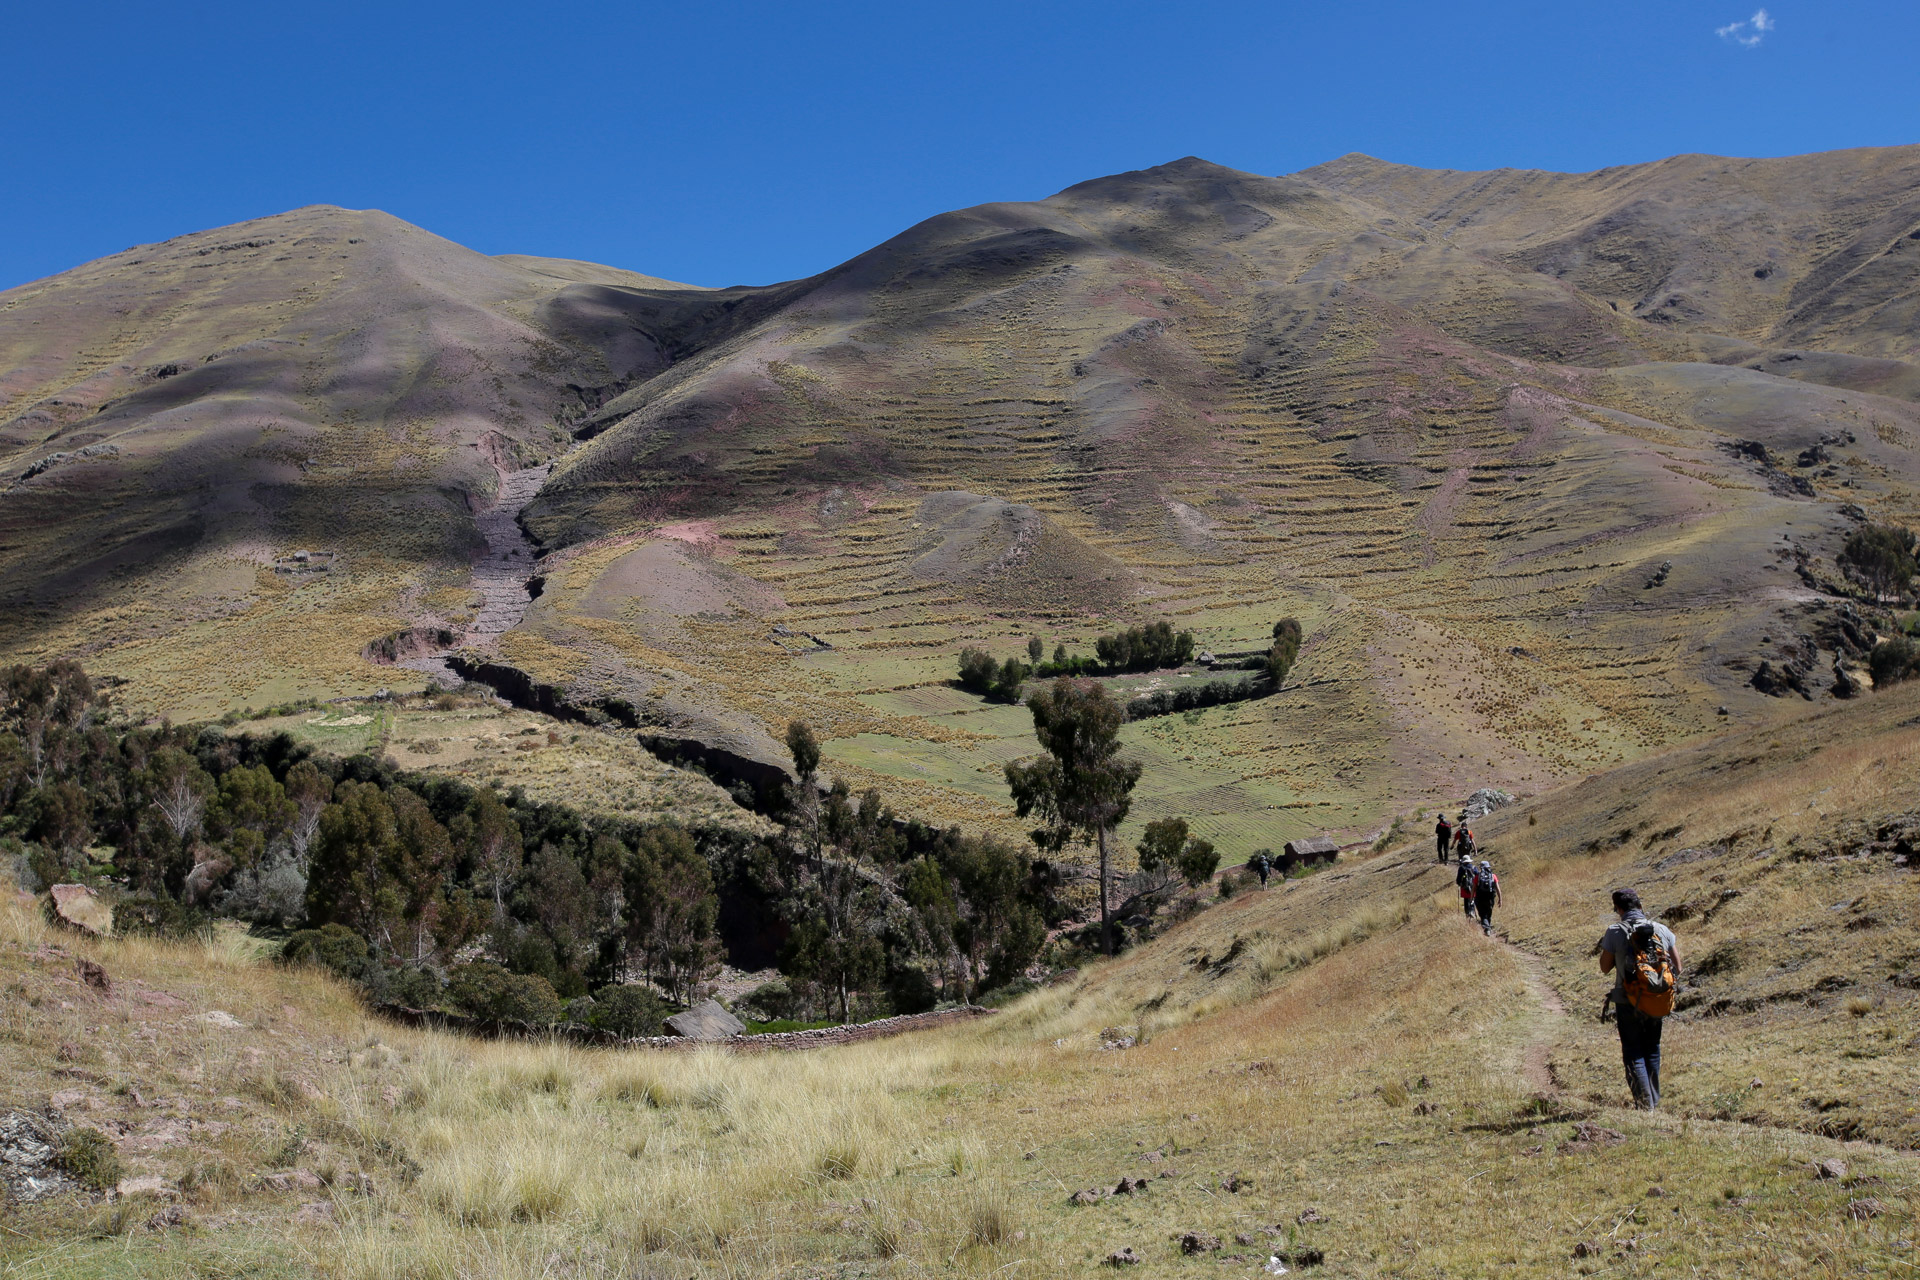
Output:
top-left (5, 690), bottom-right (1919, 1276)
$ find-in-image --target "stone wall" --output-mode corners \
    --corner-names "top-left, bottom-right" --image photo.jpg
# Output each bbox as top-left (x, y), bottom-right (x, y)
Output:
top-left (373, 1002), bottom-right (996, 1051)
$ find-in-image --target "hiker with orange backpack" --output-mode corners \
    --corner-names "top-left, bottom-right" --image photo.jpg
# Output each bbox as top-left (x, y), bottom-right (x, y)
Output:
top-left (1598, 888), bottom-right (1681, 1110)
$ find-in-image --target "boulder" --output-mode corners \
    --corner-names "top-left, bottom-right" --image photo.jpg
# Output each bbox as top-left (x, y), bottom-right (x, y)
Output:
top-left (48, 884), bottom-right (112, 936)
top-left (74, 958), bottom-right (111, 993)
top-left (1814, 1158), bottom-right (1848, 1180)
top-left (1461, 788), bottom-right (1516, 820)
top-left (662, 999), bottom-right (745, 1040)
top-left (1180, 1232), bottom-right (1222, 1255)
top-left (1104, 1247), bottom-right (1141, 1266)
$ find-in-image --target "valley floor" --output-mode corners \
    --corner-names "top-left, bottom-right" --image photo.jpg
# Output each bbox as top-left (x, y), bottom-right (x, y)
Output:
top-left (3, 688), bottom-right (1917, 1278)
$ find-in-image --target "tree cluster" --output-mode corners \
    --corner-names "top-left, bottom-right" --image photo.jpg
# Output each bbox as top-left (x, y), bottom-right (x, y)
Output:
top-left (759, 724), bottom-right (1055, 1021)
top-left (1124, 674), bottom-right (1268, 721)
top-left (1092, 622), bottom-right (1195, 674)
top-left (955, 622), bottom-right (1200, 703)
top-left (0, 664), bottom-right (728, 1029)
top-left (3, 660), bottom-right (1171, 1035)
top-left (1841, 523), bottom-right (1917, 603)
top-left (956, 648), bottom-right (1032, 702)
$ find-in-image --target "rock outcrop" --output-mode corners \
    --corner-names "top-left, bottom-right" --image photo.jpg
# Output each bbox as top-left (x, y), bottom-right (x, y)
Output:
top-left (47, 885), bottom-right (112, 936)
top-left (662, 999), bottom-right (747, 1040)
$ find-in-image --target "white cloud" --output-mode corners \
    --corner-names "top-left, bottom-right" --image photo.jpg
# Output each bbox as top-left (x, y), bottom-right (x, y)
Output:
top-left (1717, 7), bottom-right (1775, 47)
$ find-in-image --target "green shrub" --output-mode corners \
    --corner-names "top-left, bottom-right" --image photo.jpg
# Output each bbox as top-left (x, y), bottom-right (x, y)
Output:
top-left (380, 963), bottom-right (444, 1009)
top-left (741, 977), bottom-right (796, 1020)
top-left (1269, 617), bottom-right (1303, 685)
top-left (116, 894), bottom-right (213, 943)
top-left (280, 923), bottom-right (371, 982)
top-left (448, 961), bottom-right (562, 1025)
top-left (1870, 635), bottom-right (1920, 688)
top-left (1841, 522), bottom-right (1917, 600)
top-left (588, 984), bottom-right (667, 1038)
top-left (1217, 867), bottom-right (1257, 899)
top-left (58, 1126), bottom-right (124, 1192)
top-left (956, 648), bottom-right (1029, 701)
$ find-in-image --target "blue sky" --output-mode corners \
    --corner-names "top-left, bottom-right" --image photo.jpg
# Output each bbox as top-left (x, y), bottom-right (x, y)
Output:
top-left (4, 1), bottom-right (1916, 291)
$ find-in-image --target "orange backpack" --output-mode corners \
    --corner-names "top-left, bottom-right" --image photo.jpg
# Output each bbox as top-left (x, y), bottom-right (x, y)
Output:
top-left (1622, 920), bottom-right (1676, 1018)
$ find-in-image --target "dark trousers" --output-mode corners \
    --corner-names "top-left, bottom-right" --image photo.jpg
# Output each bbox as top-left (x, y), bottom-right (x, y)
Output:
top-left (1616, 1001), bottom-right (1664, 1109)
top-left (1474, 892), bottom-right (1494, 932)
top-left (1437, 832), bottom-right (1451, 860)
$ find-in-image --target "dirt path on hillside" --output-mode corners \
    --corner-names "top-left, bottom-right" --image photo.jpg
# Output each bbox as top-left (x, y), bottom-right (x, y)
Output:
top-left (397, 452), bottom-right (562, 688)
top-left (1495, 934), bottom-right (1568, 1094)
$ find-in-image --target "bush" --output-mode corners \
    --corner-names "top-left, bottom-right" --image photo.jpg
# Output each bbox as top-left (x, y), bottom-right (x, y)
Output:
top-left (1269, 617), bottom-right (1303, 685)
top-left (448, 961), bottom-right (563, 1025)
top-left (280, 923), bottom-right (371, 982)
top-left (885, 964), bottom-right (936, 1015)
top-left (956, 648), bottom-right (996, 695)
top-left (956, 648), bottom-right (1029, 702)
top-left (1177, 836), bottom-right (1219, 887)
top-left (1870, 635), bottom-right (1920, 688)
top-left (57, 1126), bottom-right (124, 1192)
top-left (214, 849), bottom-right (306, 927)
top-left (589, 983), bottom-right (668, 1038)
top-left (1217, 867), bottom-right (1257, 899)
top-left (740, 976), bottom-right (796, 1021)
top-left (380, 963), bottom-right (445, 1009)
top-left (116, 894), bottom-right (213, 943)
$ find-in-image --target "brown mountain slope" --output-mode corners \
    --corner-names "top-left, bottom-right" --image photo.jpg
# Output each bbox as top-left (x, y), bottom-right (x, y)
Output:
top-left (503, 154), bottom-right (1920, 849)
top-left (1304, 146), bottom-right (1920, 366)
top-left (0, 206), bottom-right (693, 709)
top-left (2, 152), bottom-right (1918, 858)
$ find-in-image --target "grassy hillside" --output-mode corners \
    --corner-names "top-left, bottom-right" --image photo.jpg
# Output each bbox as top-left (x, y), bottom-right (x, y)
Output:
top-left (5, 684), bottom-right (1913, 1277)
top-left (506, 152), bottom-right (1920, 853)
top-left (4, 150), bottom-right (1920, 861)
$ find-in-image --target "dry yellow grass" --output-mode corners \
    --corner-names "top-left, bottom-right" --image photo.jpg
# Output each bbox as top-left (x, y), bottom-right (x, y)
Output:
top-left (4, 685), bottom-right (1918, 1277)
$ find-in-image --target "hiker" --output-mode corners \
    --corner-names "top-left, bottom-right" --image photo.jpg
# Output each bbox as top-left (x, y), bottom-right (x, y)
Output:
top-left (1252, 850), bottom-right (1272, 887)
top-left (1453, 823), bottom-right (1476, 862)
top-left (1472, 859), bottom-right (1501, 936)
top-left (1455, 856), bottom-right (1477, 919)
top-left (1434, 813), bottom-right (1454, 862)
top-left (1598, 888), bottom-right (1680, 1110)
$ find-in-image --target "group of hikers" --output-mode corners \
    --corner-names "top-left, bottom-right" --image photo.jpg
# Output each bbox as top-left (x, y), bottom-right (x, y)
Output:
top-left (1431, 812), bottom-right (1680, 1110)
top-left (1435, 813), bottom-right (1502, 936)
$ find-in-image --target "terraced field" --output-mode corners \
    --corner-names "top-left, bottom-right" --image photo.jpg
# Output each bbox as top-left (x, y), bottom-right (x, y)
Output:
top-left (4, 150), bottom-right (1919, 866)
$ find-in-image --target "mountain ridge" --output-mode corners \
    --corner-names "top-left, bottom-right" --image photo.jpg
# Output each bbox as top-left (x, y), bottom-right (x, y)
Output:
top-left (2, 146), bottom-right (1918, 856)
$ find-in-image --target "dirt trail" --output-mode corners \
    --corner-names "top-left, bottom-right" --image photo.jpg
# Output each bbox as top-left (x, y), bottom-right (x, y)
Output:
top-left (397, 458), bottom-right (556, 688)
top-left (1495, 934), bottom-right (1568, 1094)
